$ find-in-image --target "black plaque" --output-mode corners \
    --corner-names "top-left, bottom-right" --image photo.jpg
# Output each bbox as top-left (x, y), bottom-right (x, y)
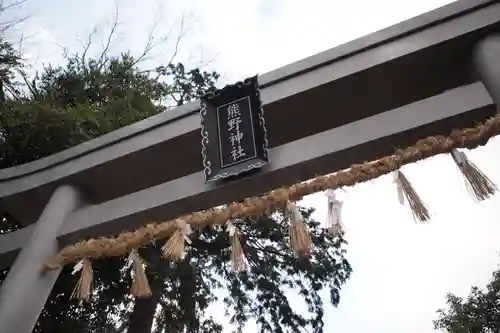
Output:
top-left (200, 76), bottom-right (269, 183)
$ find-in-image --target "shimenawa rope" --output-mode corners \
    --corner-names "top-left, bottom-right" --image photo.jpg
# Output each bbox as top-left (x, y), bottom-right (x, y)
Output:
top-left (45, 113), bottom-right (500, 270)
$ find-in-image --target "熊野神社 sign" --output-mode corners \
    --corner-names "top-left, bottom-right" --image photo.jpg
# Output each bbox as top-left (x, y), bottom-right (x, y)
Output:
top-left (200, 76), bottom-right (269, 183)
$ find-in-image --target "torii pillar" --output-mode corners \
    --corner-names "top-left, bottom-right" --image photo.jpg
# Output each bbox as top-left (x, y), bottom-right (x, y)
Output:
top-left (0, 185), bottom-right (84, 333)
top-left (474, 34), bottom-right (500, 106)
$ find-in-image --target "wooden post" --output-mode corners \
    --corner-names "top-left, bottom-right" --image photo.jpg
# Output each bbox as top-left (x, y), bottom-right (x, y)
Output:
top-left (0, 185), bottom-right (84, 333)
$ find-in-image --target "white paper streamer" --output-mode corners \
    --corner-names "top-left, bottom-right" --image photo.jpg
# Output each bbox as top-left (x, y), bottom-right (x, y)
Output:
top-left (226, 221), bottom-right (237, 237)
top-left (331, 201), bottom-right (343, 225)
top-left (125, 251), bottom-right (135, 270)
top-left (393, 171), bottom-right (405, 205)
top-left (225, 220), bottom-right (248, 272)
top-left (72, 259), bottom-right (84, 275)
top-left (325, 189), bottom-right (344, 232)
top-left (176, 219), bottom-right (193, 244)
top-left (451, 149), bottom-right (466, 166)
top-left (286, 201), bottom-right (301, 218)
top-left (125, 250), bottom-right (146, 279)
top-left (324, 188), bottom-right (335, 202)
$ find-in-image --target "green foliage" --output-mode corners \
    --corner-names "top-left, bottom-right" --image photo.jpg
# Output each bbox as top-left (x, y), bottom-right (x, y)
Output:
top-left (0, 99), bottom-right (93, 167)
top-left (434, 266), bottom-right (500, 333)
top-left (0, 38), bottom-right (23, 99)
top-left (0, 37), bottom-right (351, 333)
top-left (158, 63), bottom-right (219, 107)
top-left (0, 52), bottom-right (219, 168)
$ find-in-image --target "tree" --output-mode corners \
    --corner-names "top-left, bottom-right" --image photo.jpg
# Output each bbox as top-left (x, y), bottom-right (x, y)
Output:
top-left (0, 51), bottom-right (220, 167)
top-left (0, 36), bottom-right (352, 333)
top-left (0, 38), bottom-right (22, 99)
top-left (434, 265), bottom-right (500, 333)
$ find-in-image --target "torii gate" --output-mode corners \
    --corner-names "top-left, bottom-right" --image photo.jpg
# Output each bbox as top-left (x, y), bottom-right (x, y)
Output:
top-left (0, 1), bottom-right (500, 332)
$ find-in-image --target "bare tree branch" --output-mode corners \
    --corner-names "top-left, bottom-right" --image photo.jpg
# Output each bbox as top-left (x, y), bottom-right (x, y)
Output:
top-left (166, 16), bottom-right (185, 68)
top-left (17, 67), bottom-right (37, 98)
top-left (77, 27), bottom-right (97, 65)
top-left (199, 50), bottom-right (220, 69)
top-left (97, 2), bottom-right (119, 70)
top-left (0, 0), bottom-right (27, 12)
top-left (136, 16), bottom-right (187, 77)
top-left (2, 80), bottom-right (19, 99)
top-left (129, 8), bottom-right (168, 68)
top-left (0, 0), bottom-right (30, 36)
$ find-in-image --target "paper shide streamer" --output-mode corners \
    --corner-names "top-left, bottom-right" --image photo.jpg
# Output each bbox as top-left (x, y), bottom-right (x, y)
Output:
top-left (324, 189), bottom-right (345, 237)
top-left (393, 170), bottom-right (431, 223)
top-left (451, 149), bottom-right (497, 202)
top-left (71, 257), bottom-right (93, 302)
top-left (161, 219), bottom-right (192, 261)
top-left (286, 201), bottom-right (313, 257)
top-left (126, 250), bottom-right (152, 298)
top-left (226, 220), bottom-right (248, 273)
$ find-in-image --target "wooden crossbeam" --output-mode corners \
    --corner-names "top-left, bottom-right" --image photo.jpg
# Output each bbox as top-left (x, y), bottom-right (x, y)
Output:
top-left (0, 82), bottom-right (494, 269)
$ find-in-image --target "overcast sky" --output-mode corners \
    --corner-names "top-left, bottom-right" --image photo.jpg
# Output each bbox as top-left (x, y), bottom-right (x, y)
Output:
top-left (6, 0), bottom-right (500, 332)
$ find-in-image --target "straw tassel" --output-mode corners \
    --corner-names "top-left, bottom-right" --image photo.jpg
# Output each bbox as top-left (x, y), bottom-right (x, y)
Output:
top-left (324, 189), bottom-right (345, 236)
top-left (71, 258), bottom-right (93, 302)
top-left (393, 170), bottom-right (430, 223)
top-left (286, 201), bottom-right (313, 257)
top-left (451, 149), bottom-right (497, 202)
top-left (126, 250), bottom-right (152, 298)
top-left (226, 221), bottom-right (248, 272)
top-left (161, 219), bottom-right (192, 261)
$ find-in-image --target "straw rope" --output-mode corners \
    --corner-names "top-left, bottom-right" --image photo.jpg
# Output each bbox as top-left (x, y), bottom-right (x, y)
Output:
top-left (45, 113), bottom-right (500, 270)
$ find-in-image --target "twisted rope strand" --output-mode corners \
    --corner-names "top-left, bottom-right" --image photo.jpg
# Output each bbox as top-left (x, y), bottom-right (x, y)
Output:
top-left (45, 114), bottom-right (500, 269)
